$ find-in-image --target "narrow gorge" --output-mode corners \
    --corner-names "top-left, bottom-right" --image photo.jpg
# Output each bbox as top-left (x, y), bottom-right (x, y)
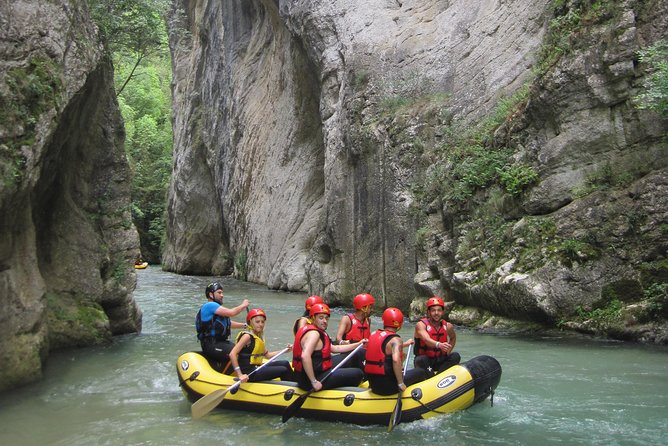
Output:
top-left (165, 0), bottom-right (667, 342)
top-left (1, 0), bottom-right (666, 392)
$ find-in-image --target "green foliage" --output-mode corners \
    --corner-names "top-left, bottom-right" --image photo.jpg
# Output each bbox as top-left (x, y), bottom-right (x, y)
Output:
top-left (111, 261), bottom-right (127, 284)
top-left (351, 70), bottom-right (370, 91)
top-left (0, 56), bottom-right (63, 186)
top-left (410, 86), bottom-right (533, 211)
top-left (498, 164), bottom-right (539, 195)
top-left (446, 144), bottom-right (513, 204)
top-left (575, 298), bottom-right (623, 328)
top-left (89, 0), bottom-right (170, 96)
top-left (46, 292), bottom-right (110, 346)
top-left (235, 248), bottom-right (248, 281)
top-left (535, 0), bottom-right (618, 76)
top-left (635, 39), bottom-right (668, 119)
top-left (415, 226), bottom-right (430, 251)
top-left (89, 0), bottom-right (173, 261)
top-left (643, 282), bottom-right (668, 318)
top-left (558, 238), bottom-right (599, 266)
top-left (88, 0), bottom-right (168, 54)
top-left (573, 162), bottom-right (636, 198)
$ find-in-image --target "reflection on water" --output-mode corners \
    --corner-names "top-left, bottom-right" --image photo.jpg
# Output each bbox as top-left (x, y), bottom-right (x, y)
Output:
top-left (0, 266), bottom-right (666, 445)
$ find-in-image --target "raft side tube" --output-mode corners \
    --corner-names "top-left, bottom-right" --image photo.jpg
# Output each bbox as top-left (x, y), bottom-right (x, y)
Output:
top-left (461, 354), bottom-right (502, 404)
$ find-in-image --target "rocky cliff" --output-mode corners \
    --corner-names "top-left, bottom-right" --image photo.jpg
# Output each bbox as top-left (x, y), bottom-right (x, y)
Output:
top-left (165, 0), bottom-right (667, 342)
top-left (0, 0), bottom-right (142, 391)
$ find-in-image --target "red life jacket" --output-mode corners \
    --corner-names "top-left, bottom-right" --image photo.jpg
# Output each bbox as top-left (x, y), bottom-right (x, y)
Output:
top-left (292, 324), bottom-right (332, 373)
top-left (415, 318), bottom-right (451, 358)
top-left (364, 330), bottom-right (399, 376)
top-left (343, 313), bottom-right (371, 342)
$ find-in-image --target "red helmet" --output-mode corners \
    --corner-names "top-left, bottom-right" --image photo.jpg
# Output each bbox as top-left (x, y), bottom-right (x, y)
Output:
top-left (382, 307), bottom-right (404, 328)
top-left (305, 295), bottom-right (324, 311)
top-left (426, 296), bottom-right (445, 310)
top-left (309, 303), bottom-right (330, 318)
top-left (353, 293), bottom-right (375, 310)
top-left (246, 308), bottom-right (267, 324)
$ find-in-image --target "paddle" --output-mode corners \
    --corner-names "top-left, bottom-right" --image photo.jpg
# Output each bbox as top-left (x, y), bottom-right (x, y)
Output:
top-left (281, 342), bottom-right (365, 423)
top-left (191, 347), bottom-right (290, 419)
top-left (388, 342), bottom-right (413, 432)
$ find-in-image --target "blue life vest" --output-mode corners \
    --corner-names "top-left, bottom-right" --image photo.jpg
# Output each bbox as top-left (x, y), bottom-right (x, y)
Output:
top-left (195, 305), bottom-right (231, 341)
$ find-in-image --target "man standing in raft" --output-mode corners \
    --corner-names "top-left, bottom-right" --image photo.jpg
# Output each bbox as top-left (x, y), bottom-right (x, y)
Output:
top-left (335, 292), bottom-right (375, 345)
top-left (195, 282), bottom-right (249, 370)
top-left (365, 307), bottom-right (429, 395)
top-left (413, 296), bottom-right (461, 375)
top-left (293, 303), bottom-right (366, 391)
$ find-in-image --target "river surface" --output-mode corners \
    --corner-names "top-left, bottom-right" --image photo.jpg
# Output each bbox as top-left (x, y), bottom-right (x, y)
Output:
top-left (1, 267), bottom-right (667, 445)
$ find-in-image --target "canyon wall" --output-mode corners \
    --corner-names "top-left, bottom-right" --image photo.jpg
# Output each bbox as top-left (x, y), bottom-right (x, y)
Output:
top-left (0, 0), bottom-right (142, 391)
top-left (165, 0), bottom-right (667, 341)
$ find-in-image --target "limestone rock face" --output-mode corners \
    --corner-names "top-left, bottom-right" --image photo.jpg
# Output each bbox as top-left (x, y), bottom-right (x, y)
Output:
top-left (0, 0), bottom-right (142, 391)
top-left (166, 0), bottom-right (667, 340)
top-left (165, 0), bottom-right (550, 300)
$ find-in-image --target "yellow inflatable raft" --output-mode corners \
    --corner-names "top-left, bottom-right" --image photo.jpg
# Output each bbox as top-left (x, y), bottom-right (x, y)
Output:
top-left (134, 262), bottom-right (148, 269)
top-left (177, 351), bottom-right (501, 425)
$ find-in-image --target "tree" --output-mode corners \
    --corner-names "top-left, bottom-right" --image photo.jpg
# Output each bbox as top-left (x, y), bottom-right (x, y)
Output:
top-left (88, 0), bottom-right (170, 95)
top-left (88, 0), bottom-right (173, 262)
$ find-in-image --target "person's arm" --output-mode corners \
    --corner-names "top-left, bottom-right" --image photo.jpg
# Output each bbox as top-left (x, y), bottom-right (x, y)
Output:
top-left (389, 338), bottom-right (405, 391)
top-left (300, 331), bottom-right (322, 391)
top-left (230, 320), bottom-right (247, 329)
top-left (229, 333), bottom-right (251, 382)
top-left (214, 299), bottom-right (250, 318)
top-left (414, 320), bottom-right (434, 346)
top-left (334, 315), bottom-right (352, 345)
top-left (444, 323), bottom-right (456, 353)
top-left (331, 338), bottom-right (366, 353)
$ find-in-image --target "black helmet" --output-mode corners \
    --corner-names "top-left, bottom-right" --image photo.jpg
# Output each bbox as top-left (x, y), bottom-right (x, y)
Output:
top-left (205, 282), bottom-right (223, 297)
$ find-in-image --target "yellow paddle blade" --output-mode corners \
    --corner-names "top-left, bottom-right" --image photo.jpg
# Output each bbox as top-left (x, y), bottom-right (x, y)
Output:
top-left (191, 387), bottom-right (230, 419)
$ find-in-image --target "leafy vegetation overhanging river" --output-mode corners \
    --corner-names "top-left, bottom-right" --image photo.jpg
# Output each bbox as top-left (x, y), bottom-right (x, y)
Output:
top-left (0, 267), bottom-right (666, 445)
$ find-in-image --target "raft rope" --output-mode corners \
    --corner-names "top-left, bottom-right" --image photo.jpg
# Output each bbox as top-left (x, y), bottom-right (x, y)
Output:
top-left (184, 376), bottom-right (394, 402)
top-left (235, 386), bottom-right (397, 402)
top-left (410, 396), bottom-right (449, 415)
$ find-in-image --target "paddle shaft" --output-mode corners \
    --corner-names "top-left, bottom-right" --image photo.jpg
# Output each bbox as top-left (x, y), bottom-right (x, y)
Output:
top-left (388, 342), bottom-right (413, 432)
top-left (282, 342), bottom-right (365, 422)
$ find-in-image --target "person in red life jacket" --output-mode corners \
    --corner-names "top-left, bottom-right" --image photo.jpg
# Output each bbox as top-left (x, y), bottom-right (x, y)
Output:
top-left (195, 282), bottom-right (250, 369)
top-left (229, 308), bottom-right (294, 382)
top-left (413, 296), bottom-right (461, 375)
top-left (365, 308), bottom-right (429, 395)
top-left (293, 295), bottom-right (324, 335)
top-left (335, 293), bottom-right (375, 345)
top-left (292, 303), bottom-right (366, 391)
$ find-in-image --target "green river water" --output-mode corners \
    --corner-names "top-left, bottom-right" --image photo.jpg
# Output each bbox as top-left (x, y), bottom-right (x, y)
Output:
top-left (0, 266), bottom-right (666, 445)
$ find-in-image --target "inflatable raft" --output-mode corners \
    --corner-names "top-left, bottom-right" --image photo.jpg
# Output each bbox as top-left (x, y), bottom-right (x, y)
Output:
top-left (134, 262), bottom-right (148, 269)
top-left (177, 351), bottom-right (501, 425)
